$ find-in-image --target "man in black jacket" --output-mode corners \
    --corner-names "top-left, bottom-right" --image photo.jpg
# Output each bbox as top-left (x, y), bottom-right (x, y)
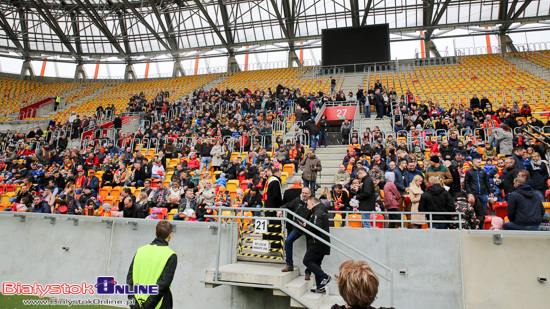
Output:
top-left (278, 187), bottom-right (312, 278)
top-left (355, 168), bottom-right (375, 228)
top-left (283, 176), bottom-right (303, 205)
top-left (464, 158), bottom-right (492, 216)
top-left (419, 176), bottom-right (455, 229)
top-left (10, 184), bottom-right (33, 204)
top-left (198, 139), bottom-right (213, 175)
top-left (439, 140), bottom-right (455, 161)
top-left (128, 162), bottom-right (146, 187)
top-left (501, 157), bottom-right (520, 196)
top-left (127, 221), bottom-right (177, 309)
top-left (264, 168), bottom-right (283, 248)
top-left (504, 177), bottom-right (545, 230)
top-left (113, 114), bottom-right (122, 130)
top-left (374, 89), bottom-right (384, 119)
top-left (302, 197), bottom-right (331, 294)
top-left (122, 196), bottom-right (138, 218)
top-left (224, 157), bottom-right (245, 180)
top-left (301, 119), bottom-right (320, 150)
top-left (243, 187), bottom-right (262, 209)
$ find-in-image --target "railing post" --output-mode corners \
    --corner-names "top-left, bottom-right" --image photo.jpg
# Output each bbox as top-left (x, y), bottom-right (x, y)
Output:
top-left (214, 207), bottom-right (223, 281)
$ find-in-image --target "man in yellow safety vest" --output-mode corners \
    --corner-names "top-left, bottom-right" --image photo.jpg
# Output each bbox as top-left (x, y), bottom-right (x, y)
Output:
top-left (127, 220), bottom-right (177, 309)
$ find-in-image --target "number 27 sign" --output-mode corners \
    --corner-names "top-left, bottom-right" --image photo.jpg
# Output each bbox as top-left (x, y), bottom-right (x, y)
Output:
top-left (324, 106), bottom-right (356, 122)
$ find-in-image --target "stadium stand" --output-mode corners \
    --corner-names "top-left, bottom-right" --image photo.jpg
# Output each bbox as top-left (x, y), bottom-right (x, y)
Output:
top-left (365, 54), bottom-right (550, 111)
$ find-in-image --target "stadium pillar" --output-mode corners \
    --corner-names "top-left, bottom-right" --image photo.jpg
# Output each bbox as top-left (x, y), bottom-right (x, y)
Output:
top-left (499, 34), bottom-right (518, 54)
top-left (172, 58), bottom-right (185, 78)
top-left (125, 63), bottom-right (137, 82)
top-left (425, 40), bottom-right (441, 58)
top-left (75, 63), bottom-right (87, 81)
top-left (288, 48), bottom-right (301, 68)
top-left (227, 51), bottom-right (240, 73)
top-left (20, 59), bottom-right (35, 79)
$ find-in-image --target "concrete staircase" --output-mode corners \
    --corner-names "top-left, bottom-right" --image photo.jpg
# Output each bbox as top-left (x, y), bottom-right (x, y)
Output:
top-left (312, 146), bottom-right (349, 189)
top-left (353, 117), bottom-right (393, 133)
top-left (205, 262), bottom-right (343, 308)
top-left (506, 55), bottom-right (550, 81)
top-left (183, 74), bottom-right (231, 99)
top-left (339, 74), bottom-right (367, 94)
top-left (43, 85), bottom-right (116, 118)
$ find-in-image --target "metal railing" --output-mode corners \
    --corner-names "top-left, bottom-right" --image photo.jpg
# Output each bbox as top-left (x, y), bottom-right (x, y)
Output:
top-left (206, 206), bottom-right (395, 307)
top-left (328, 210), bottom-right (464, 229)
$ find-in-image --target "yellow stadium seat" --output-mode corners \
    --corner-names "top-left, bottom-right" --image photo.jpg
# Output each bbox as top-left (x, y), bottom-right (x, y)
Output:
top-left (227, 180), bottom-right (239, 192)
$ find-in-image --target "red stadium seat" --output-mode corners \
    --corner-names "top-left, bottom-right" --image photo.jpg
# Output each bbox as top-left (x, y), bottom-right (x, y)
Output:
top-left (157, 208), bottom-right (168, 220)
top-left (369, 214), bottom-right (385, 228)
top-left (493, 202), bottom-right (508, 220)
top-left (240, 180), bottom-right (251, 191)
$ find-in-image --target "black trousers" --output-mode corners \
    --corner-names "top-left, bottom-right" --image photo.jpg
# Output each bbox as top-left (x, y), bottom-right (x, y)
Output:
top-left (303, 250), bottom-right (327, 288)
top-left (387, 208), bottom-right (401, 228)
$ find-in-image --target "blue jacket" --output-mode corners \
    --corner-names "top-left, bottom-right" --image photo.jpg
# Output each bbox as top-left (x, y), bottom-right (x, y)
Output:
top-left (464, 167), bottom-right (491, 195)
top-left (242, 156), bottom-right (257, 167)
top-left (84, 176), bottom-right (100, 193)
top-left (393, 168), bottom-right (407, 193)
top-left (215, 177), bottom-right (227, 188)
top-left (512, 154), bottom-right (525, 170)
top-left (507, 184), bottom-right (545, 226)
top-left (406, 169), bottom-right (423, 187)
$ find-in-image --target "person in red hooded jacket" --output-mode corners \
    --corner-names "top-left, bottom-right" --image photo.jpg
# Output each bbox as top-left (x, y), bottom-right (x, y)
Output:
top-left (187, 152), bottom-right (200, 170)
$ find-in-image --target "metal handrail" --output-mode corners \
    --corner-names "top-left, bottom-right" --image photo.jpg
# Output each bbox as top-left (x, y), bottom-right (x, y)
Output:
top-left (206, 206), bottom-right (395, 306)
top-left (328, 210), bottom-right (464, 229)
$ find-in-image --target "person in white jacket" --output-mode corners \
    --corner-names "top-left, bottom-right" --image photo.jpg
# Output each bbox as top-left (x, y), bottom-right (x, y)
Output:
top-left (151, 159), bottom-right (166, 181)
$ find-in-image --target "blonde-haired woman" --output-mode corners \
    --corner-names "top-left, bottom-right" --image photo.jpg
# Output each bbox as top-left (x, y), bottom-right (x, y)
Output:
top-left (408, 175), bottom-right (425, 229)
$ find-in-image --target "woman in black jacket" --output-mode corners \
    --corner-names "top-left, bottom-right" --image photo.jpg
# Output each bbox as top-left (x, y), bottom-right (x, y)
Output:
top-left (318, 115), bottom-right (329, 148)
top-left (526, 152), bottom-right (549, 201)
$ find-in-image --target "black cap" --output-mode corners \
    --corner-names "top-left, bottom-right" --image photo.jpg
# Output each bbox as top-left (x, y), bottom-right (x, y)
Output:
top-left (430, 155), bottom-right (440, 164)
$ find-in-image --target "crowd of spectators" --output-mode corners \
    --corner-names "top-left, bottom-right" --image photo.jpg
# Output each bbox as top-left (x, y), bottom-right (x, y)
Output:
top-left (330, 83), bottom-right (550, 230)
top-left (0, 84), bottom-right (339, 221)
top-left (1, 77), bottom-right (549, 231)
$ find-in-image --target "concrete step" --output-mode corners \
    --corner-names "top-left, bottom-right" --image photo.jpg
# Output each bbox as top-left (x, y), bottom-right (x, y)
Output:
top-left (58, 85), bottom-right (116, 113)
top-left (205, 262), bottom-right (299, 286)
top-left (273, 275), bottom-right (314, 297)
top-left (291, 286), bottom-right (331, 308)
top-left (319, 295), bottom-right (346, 309)
top-left (315, 154), bottom-right (347, 161)
top-left (506, 55), bottom-right (550, 82)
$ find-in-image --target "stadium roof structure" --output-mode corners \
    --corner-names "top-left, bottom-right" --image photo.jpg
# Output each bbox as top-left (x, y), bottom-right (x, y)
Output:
top-left (0, 0), bottom-right (549, 65)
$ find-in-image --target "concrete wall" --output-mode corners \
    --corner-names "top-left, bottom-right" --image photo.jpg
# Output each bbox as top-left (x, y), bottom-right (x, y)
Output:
top-left (0, 213), bottom-right (236, 308)
top-left (291, 228), bottom-right (464, 309)
top-left (1, 213), bottom-right (549, 309)
top-left (461, 231), bottom-right (550, 309)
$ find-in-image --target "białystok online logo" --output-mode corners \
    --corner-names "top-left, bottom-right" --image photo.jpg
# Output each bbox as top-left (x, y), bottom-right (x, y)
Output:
top-left (2, 277), bottom-right (158, 297)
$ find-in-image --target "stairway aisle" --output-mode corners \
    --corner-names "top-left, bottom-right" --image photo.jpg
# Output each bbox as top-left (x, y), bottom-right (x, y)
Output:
top-left (43, 85), bottom-right (117, 118)
top-left (205, 262), bottom-right (344, 308)
top-left (312, 146), bottom-right (349, 193)
top-left (506, 55), bottom-right (550, 81)
top-left (339, 74), bottom-right (366, 94)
